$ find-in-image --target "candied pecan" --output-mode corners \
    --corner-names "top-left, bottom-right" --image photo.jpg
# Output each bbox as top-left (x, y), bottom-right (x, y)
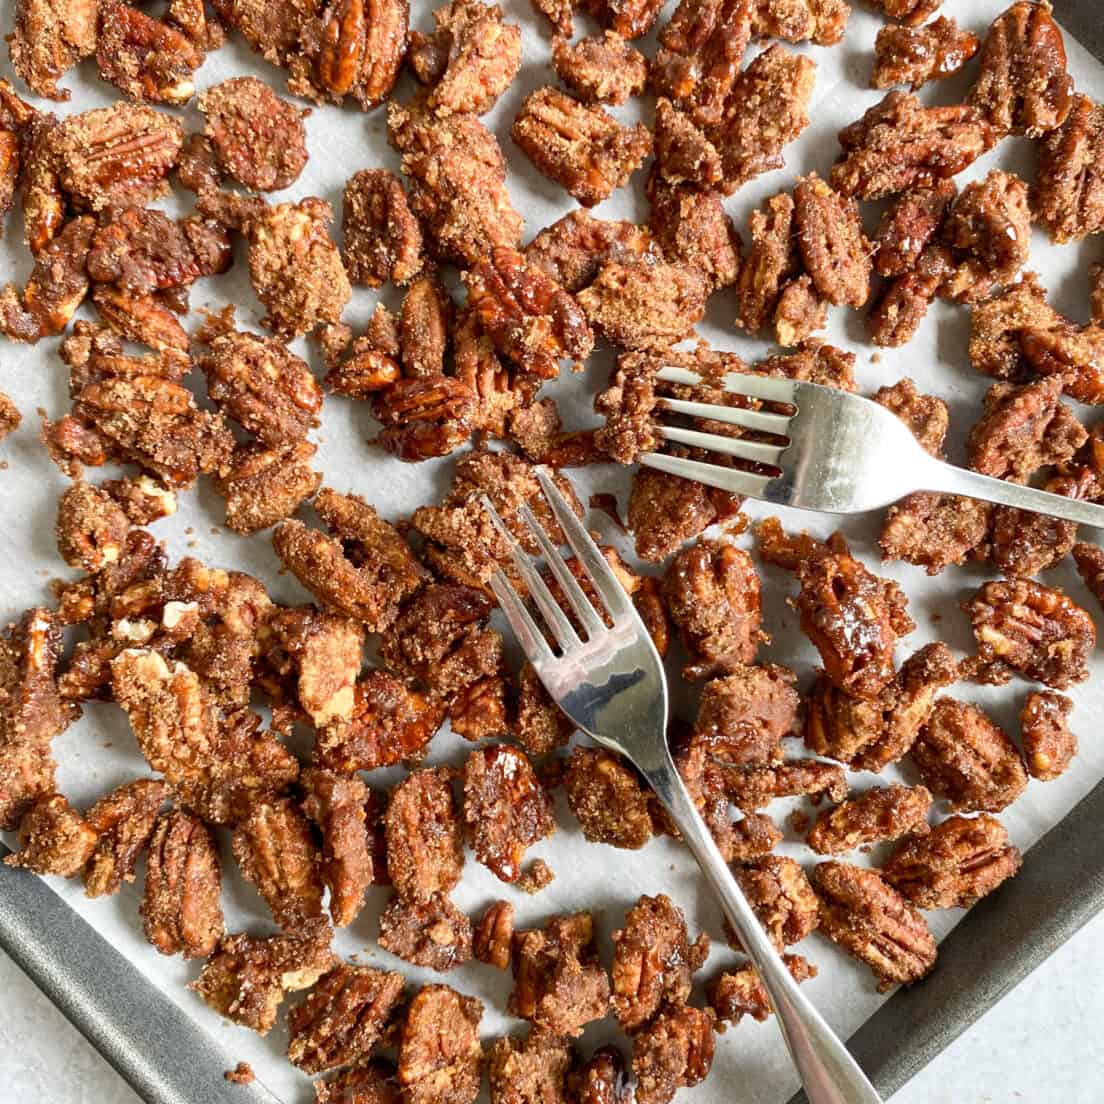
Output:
top-left (398, 276), bottom-right (453, 380)
top-left (969, 0), bottom-right (1071, 138)
top-left (462, 745), bottom-right (554, 883)
top-left (1034, 94), bottom-right (1104, 243)
top-left (138, 808), bottom-right (223, 957)
top-left (873, 182), bottom-right (956, 279)
top-left (315, 1060), bottom-right (400, 1104)
top-left (53, 103), bottom-right (183, 211)
top-left (68, 375), bottom-right (233, 487)
top-left (0, 741), bottom-right (57, 834)
top-left (343, 169), bottom-right (424, 288)
top-left (55, 482), bottom-right (130, 573)
top-left (1073, 540), bottom-right (1104, 609)
top-left (912, 698), bottom-right (1027, 813)
top-left (813, 861), bottom-right (935, 991)
top-left (831, 92), bottom-right (995, 201)
top-left (693, 664), bottom-right (799, 767)
top-left (631, 1004), bottom-right (714, 1104)
top-left (662, 541), bottom-right (765, 678)
top-left (1015, 684), bottom-right (1077, 781)
top-left (510, 912), bottom-right (610, 1036)
top-left (807, 784), bottom-right (931, 855)
top-left (378, 891), bottom-right (473, 971)
top-left (611, 894), bottom-right (705, 1033)
top-left (449, 675), bottom-right (509, 742)
top-left (981, 487), bottom-right (1077, 577)
top-left (379, 584), bottom-right (500, 697)
top-left (508, 664), bottom-right (571, 757)
top-left (627, 466), bottom-right (743, 563)
top-left (512, 87), bottom-right (651, 208)
top-left (414, 0), bottom-right (521, 117)
top-left (773, 275), bottom-right (826, 347)
top-left (288, 0), bottom-right (409, 110)
top-left (593, 355), bottom-right (659, 463)
top-left (488, 1032), bottom-right (573, 1104)
top-left (246, 199), bottom-right (351, 338)
top-left (805, 642), bottom-right (957, 771)
top-left (198, 77), bottom-right (308, 192)
top-left (8, 0), bottom-right (98, 100)
top-left (866, 249), bottom-right (951, 348)
top-left (0, 608), bottom-right (77, 750)
top-left (582, 0), bottom-right (664, 38)
top-left (883, 813), bottom-right (1022, 909)
top-left (371, 375), bottom-right (476, 461)
top-left (411, 451), bottom-right (584, 595)
top-left (95, 1), bottom-right (202, 106)
top-left (389, 104), bottom-right (522, 266)
top-left (385, 767), bottom-right (463, 902)
top-left (708, 953), bottom-right (816, 1028)
top-left (880, 491), bottom-right (991, 574)
top-left (301, 769), bottom-right (373, 927)
top-left (463, 247), bottom-right (594, 378)
top-left (872, 17), bottom-right (978, 91)
top-left (964, 576), bottom-right (1095, 688)
top-left (793, 173), bottom-right (871, 309)
top-left (90, 285), bottom-right (189, 352)
top-left (0, 214), bottom-right (95, 343)
top-left (563, 745), bottom-right (656, 849)
top-left (314, 671), bottom-right (443, 771)
top-left (287, 964), bottom-right (405, 1074)
top-left (83, 778), bottom-right (170, 897)
top-left (200, 330), bottom-right (321, 447)
top-left (578, 260), bottom-right (707, 351)
top-left (525, 210), bottom-right (658, 294)
top-left (326, 336), bottom-right (402, 399)
top-left (273, 490), bottom-right (425, 631)
top-left (651, 100), bottom-right (722, 188)
top-left (232, 796), bottom-right (325, 931)
top-left (4, 792), bottom-right (97, 877)
top-left (712, 758), bottom-right (847, 812)
top-left (86, 209), bottom-right (230, 299)
top-left (789, 539), bottom-right (914, 700)
top-left (568, 1047), bottom-right (631, 1104)
top-left (474, 900), bottom-right (514, 969)
top-left (736, 192), bottom-right (796, 333)
top-left (730, 855), bottom-right (817, 950)
top-left (398, 985), bottom-right (484, 1104)
top-left (552, 32), bottom-right (647, 106)
top-left (190, 922), bottom-right (336, 1035)
top-left (750, 0), bottom-right (847, 43)
top-left (652, 0), bottom-right (752, 128)
top-left (211, 0), bottom-right (315, 63)
top-left (873, 378), bottom-right (949, 458)
top-left (646, 173), bottom-right (741, 290)
top-left (940, 170), bottom-right (1032, 302)
top-left (215, 441), bottom-right (322, 535)
top-left (684, 44), bottom-right (808, 192)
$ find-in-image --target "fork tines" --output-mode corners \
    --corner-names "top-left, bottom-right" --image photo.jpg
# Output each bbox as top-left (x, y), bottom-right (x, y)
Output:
top-left (480, 469), bottom-right (633, 665)
top-left (640, 367), bottom-right (799, 498)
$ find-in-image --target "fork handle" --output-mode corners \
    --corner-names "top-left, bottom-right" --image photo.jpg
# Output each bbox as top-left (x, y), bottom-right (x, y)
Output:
top-left (923, 460), bottom-right (1104, 528)
top-left (643, 758), bottom-right (883, 1104)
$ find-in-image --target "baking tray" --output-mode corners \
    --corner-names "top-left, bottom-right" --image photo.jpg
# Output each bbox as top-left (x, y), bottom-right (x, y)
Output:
top-left (1, 1), bottom-right (1103, 1101)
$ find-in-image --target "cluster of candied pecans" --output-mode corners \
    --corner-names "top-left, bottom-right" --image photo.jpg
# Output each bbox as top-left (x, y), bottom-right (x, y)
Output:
top-left (1, 0), bottom-right (1103, 1098)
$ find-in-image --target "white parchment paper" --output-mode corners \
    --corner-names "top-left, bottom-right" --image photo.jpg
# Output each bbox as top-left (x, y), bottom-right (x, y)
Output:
top-left (1, 1), bottom-right (1104, 1101)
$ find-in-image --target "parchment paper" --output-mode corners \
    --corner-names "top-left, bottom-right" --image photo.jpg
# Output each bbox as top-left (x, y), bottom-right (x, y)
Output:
top-left (1, 1), bottom-right (1103, 1101)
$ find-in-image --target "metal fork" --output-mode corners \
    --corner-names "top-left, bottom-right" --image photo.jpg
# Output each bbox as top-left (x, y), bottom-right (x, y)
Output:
top-left (483, 470), bottom-right (882, 1104)
top-left (641, 366), bottom-right (1104, 525)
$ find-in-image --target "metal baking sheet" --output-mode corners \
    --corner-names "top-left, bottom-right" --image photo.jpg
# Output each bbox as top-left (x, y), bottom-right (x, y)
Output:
top-left (1, 0), bottom-right (1103, 1101)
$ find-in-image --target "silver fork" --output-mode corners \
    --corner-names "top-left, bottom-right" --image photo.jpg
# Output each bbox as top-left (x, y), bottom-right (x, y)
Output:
top-left (641, 366), bottom-right (1104, 525)
top-left (483, 470), bottom-right (883, 1104)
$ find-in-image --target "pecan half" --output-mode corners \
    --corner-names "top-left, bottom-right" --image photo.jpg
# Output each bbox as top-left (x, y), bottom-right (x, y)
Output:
top-left (342, 168), bottom-right (424, 287)
top-left (912, 698), bottom-right (1028, 813)
top-left (812, 861), bottom-right (936, 991)
top-left (807, 784), bottom-right (932, 855)
top-left (473, 900), bottom-right (514, 969)
top-left (882, 813), bottom-right (1022, 909)
top-left (377, 892), bottom-right (473, 970)
top-left (287, 964), bottom-right (405, 1074)
top-left (397, 985), bottom-right (484, 1104)
top-left (708, 954), bottom-right (816, 1028)
top-left (793, 173), bottom-right (871, 309)
top-left (83, 778), bottom-right (170, 897)
top-left (631, 1004), bottom-right (714, 1104)
top-left (563, 745), bottom-right (657, 850)
top-left (8, 0), bottom-right (98, 100)
top-left (553, 31), bottom-right (648, 105)
top-left (96, 1), bottom-right (202, 105)
top-left (4, 791), bottom-right (97, 877)
top-left (1034, 94), bottom-right (1104, 243)
top-left (872, 17), bottom-right (979, 92)
top-left (385, 767), bottom-right (464, 903)
top-left (1020, 689), bottom-right (1076, 780)
top-left (141, 809), bottom-right (224, 958)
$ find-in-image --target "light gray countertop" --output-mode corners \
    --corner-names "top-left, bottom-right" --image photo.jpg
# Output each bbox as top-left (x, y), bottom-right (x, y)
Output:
top-left (4, 913), bottom-right (1100, 1104)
